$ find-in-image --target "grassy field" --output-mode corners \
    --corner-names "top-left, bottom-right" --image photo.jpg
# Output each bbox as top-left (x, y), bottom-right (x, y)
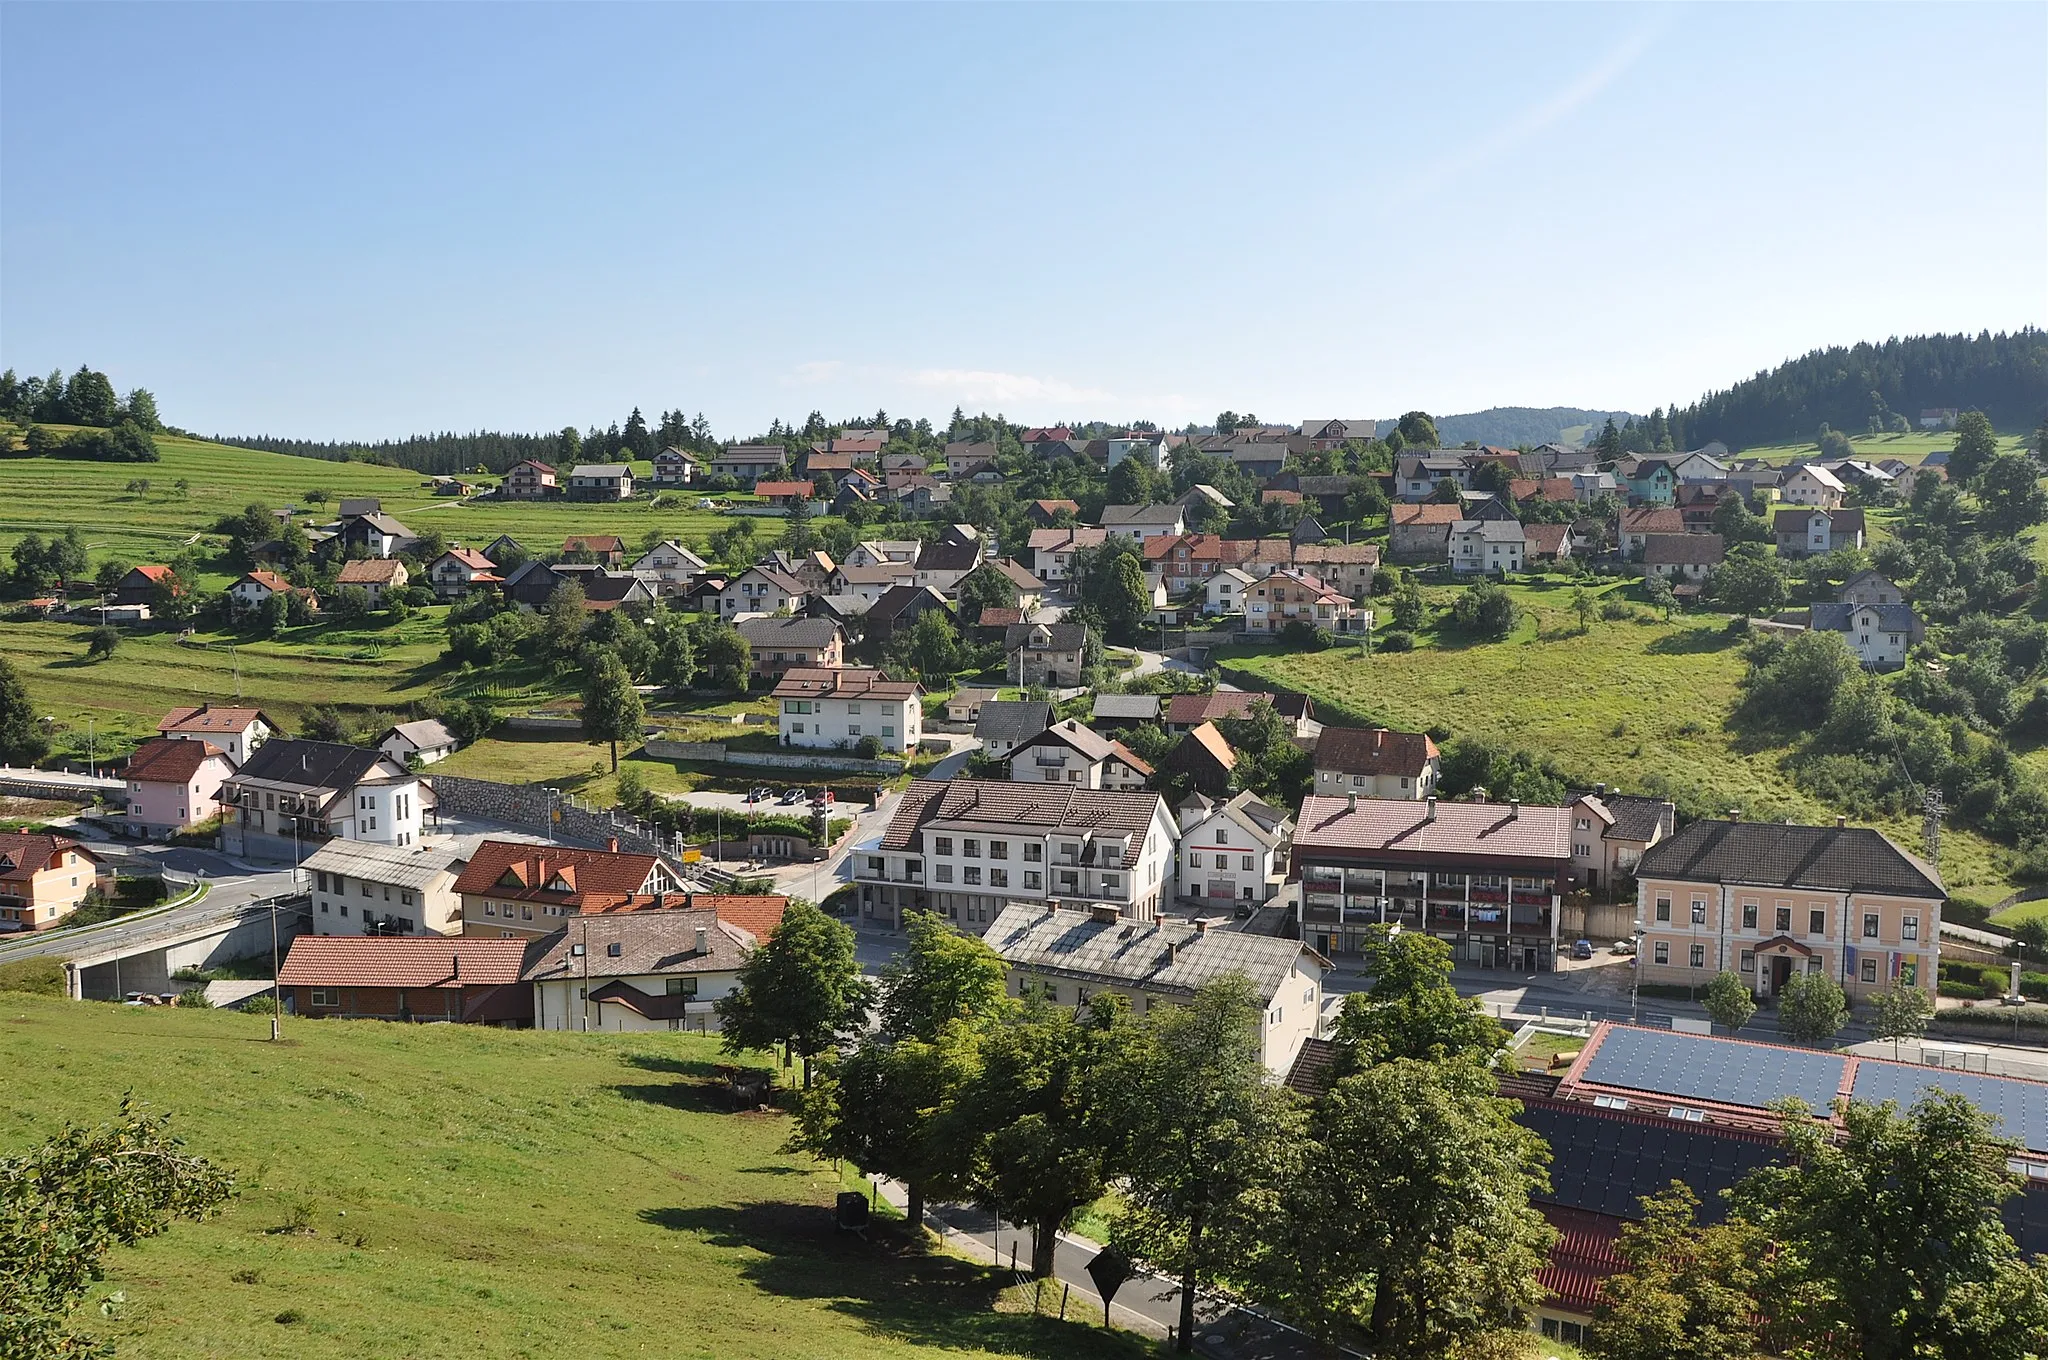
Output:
top-left (1220, 576), bottom-right (2012, 901)
top-left (1727, 428), bottom-right (2026, 466)
top-left (0, 993), bottom-right (1148, 1360)
top-left (0, 432), bottom-right (813, 580)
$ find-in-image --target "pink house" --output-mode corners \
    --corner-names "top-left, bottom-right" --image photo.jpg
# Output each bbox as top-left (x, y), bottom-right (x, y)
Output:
top-left (123, 737), bottom-right (236, 840)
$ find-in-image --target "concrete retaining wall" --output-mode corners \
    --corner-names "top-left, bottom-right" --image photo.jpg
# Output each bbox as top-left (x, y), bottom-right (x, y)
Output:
top-left (641, 740), bottom-right (902, 775)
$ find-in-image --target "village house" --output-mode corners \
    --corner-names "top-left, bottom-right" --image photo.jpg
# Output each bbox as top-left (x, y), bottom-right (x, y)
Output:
top-left (227, 570), bottom-right (314, 614)
top-left (1449, 519), bottom-right (1527, 575)
top-left (331, 509), bottom-right (414, 560)
top-left (1566, 788), bottom-right (1675, 893)
top-left (773, 667), bottom-right (922, 753)
top-left (734, 616), bottom-right (844, 681)
top-left (1810, 599), bottom-right (1920, 669)
top-left (1389, 503), bottom-right (1462, 562)
top-left (1003, 621), bottom-right (1088, 687)
top-left (717, 566), bottom-right (808, 619)
top-left (1288, 543), bottom-right (1379, 598)
top-left (1838, 569), bottom-right (1910, 607)
top-left (304, 839), bottom-right (466, 937)
top-left (337, 557), bottom-right (409, 606)
top-left (1620, 457), bottom-right (1679, 505)
top-left (524, 910), bottom-right (757, 1034)
top-left (972, 700), bottom-right (1052, 761)
top-left (987, 904), bottom-right (1325, 1077)
top-left (1027, 498), bottom-right (1082, 527)
top-left (1395, 453), bottom-right (1472, 500)
top-left (277, 936), bottom-right (534, 1025)
top-left (861, 584), bottom-right (951, 642)
top-left (567, 464), bottom-right (634, 500)
top-left (943, 687), bottom-right (999, 724)
top-left (501, 459), bottom-right (558, 499)
top-left (377, 718), bottom-right (460, 768)
top-left (1292, 792), bottom-right (1573, 966)
top-left (1176, 790), bottom-right (1291, 907)
top-left (1571, 469), bottom-right (1623, 502)
top-left (0, 833), bottom-right (109, 933)
top-left (1642, 533), bottom-right (1725, 585)
top-left (753, 480), bottom-right (815, 509)
top-left (1523, 523), bottom-right (1572, 564)
top-left (1163, 722), bottom-right (1239, 796)
top-left (112, 563), bottom-right (176, 609)
top-left (122, 738), bottom-right (235, 840)
top-left (1298, 418), bottom-right (1379, 450)
top-left (1028, 526), bottom-right (1109, 584)
top-left (1774, 507), bottom-right (1866, 557)
top-left (912, 532), bottom-right (986, 595)
top-left (426, 547), bottom-right (498, 600)
top-left (1099, 503), bottom-right (1187, 542)
top-left (219, 739), bottom-right (426, 863)
top-left (628, 540), bottom-right (709, 596)
top-left (1633, 815), bottom-right (1944, 1001)
top-left (560, 534), bottom-right (626, 566)
top-left (500, 560), bottom-right (567, 611)
top-left (1616, 506), bottom-right (1686, 558)
top-left (858, 779), bottom-right (1178, 933)
top-left (942, 441), bottom-right (999, 477)
top-left (1780, 463), bottom-right (1848, 509)
top-left (158, 705), bottom-right (280, 765)
top-left (1243, 568), bottom-right (1366, 635)
top-left (709, 444), bottom-right (790, 485)
top-left (1090, 693), bottom-right (1161, 729)
top-left (1205, 566), bottom-right (1256, 615)
top-left (1006, 719), bottom-right (1153, 791)
top-left (650, 447), bottom-right (696, 486)
top-left (1144, 534), bottom-right (1243, 591)
top-left (455, 839), bottom-right (689, 939)
top-left (1163, 690), bottom-right (1270, 734)
top-left (828, 560), bottom-right (917, 610)
top-left (1312, 726), bottom-right (1439, 800)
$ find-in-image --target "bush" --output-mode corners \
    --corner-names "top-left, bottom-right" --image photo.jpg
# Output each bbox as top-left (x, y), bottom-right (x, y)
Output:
top-left (854, 735), bottom-right (885, 760)
top-left (1279, 620), bottom-right (1333, 651)
top-left (1377, 630), bottom-right (1416, 653)
top-left (1942, 895), bottom-right (1998, 929)
top-left (173, 987), bottom-right (214, 1008)
top-left (240, 995), bottom-right (280, 1015)
top-left (0, 957), bottom-right (65, 995)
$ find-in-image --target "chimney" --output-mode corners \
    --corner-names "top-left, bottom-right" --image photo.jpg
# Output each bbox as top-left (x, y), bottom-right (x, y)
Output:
top-left (1090, 903), bottom-right (1119, 924)
top-left (1509, 799), bottom-right (1520, 819)
top-left (1595, 782), bottom-right (1607, 797)
top-left (694, 925), bottom-right (709, 955)
top-left (652, 891), bottom-right (666, 910)
top-left (1835, 815), bottom-right (1846, 829)
top-left (1347, 791), bottom-right (1357, 813)
top-left (1425, 796), bottom-right (1437, 822)
top-left (451, 953), bottom-right (460, 980)
top-left (1727, 808), bottom-right (1742, 822)
top-left (1165, 941), bottom-right (1179, 965)
top-left (607, 836), bottom-right (619, 853)
top-left (1193, 918), bottom-right (1210, 934)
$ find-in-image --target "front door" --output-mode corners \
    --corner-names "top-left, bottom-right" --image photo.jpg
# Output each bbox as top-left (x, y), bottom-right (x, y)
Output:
top-left (1316, 933), bottom-right (1331, 956)
top-left (1768, 956), bottom-right (1793, 997)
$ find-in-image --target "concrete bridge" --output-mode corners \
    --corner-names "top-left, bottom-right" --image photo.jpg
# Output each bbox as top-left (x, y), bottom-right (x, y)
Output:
top-left (55, 894), bottom-right (313, 1000)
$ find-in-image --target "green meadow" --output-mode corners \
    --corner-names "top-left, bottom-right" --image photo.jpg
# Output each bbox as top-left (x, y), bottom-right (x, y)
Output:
top-left (0, 993), bottom-right (1147, 1360)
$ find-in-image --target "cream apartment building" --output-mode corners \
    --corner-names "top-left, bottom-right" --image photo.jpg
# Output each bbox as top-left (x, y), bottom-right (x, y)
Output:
top-left (1632, 816), bottom-right (1943, 999)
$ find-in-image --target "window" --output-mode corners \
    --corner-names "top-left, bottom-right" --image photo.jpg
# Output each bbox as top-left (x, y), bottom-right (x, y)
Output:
top-left (606, 942), bottom-right (622, 957)
top-left (521, 905), bottom-right (532, 920)
top-left (1863, 912), bottom-right (1880, 939)
top-left (309, 988), bottom-right (337, 1007)
top-left (485, 902), bottom-right (496, 916)
top-left (990, 869), bottom-right (1008, 888)
top-left (1241, 855), bottom-right (1253, 871)
top-left (882, 725), bottom-right (896, 738)
top-left (1101, 874), bottom-right (1121, 893)
top-left (1861, 958), bottom-right (1879, 983)
top-left (1904, 914), bottom-right (1919, 941)
top-left (1775, 906), bottom-right (1792, 933)
top-left (935, 837), bottom-right (953, 856)
top-left (1655, 895), bottom-right (1671, 923)
top-left (1742, 901), bottom-right (1758, 930)
top-left (1575, 817), bottom-right (1591, 831)
top-left (666, 977), bottom-right (698, 997)
top-left (867, 856), bottom-right (884, 873)
top-left (1691, 899), bottom-right (1707, 925)
top-left (1574, 842), bottom-right (1591, 857)
top-left (935, 865), bottom-right (953, 883)
top-left (1654, 942), bottom-right (1670, 964)
top-left (1024, 843), bottom-right (1042, 863)
top-left (1739, 949), bottom-right (1755, 973)
top-left (1189, 852), bottom-right (1203, 869)
top-left (1023, 872), bottom-right (1041, 890)
top-left (316, 871), bottom-right (330, 892)
top-left (1216, 829), bottom-right (1229, 845)
top-left (848, 725), bottom-right (861, 737)
top-left (1808, 909), bottom-right (1826, 936)
top-left (846, 703), bottom-right (861, 714)
top-left (1690, 944), bottom-right (1705, 968)
top-left (963, 867), bottom-right (982, 886)
top-left (791, 723), bottom-right (805, 735)
top-left (963, 839), bottom-right (980, 858)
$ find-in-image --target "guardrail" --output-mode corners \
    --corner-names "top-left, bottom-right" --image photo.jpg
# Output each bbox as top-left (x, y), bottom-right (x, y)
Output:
top-left (56, 894), bottom-right (310, 963)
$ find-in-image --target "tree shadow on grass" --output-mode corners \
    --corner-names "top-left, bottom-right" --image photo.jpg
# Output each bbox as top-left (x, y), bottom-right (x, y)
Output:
top-left (1643, 627), bottom-right (1743, 656)
top-left (620, 1052), bottom-right (729, 1079)
top-left (639, 1202), bottom-right (1151, 1359)
top-left (610, 1078), bottom-right (749, 1115)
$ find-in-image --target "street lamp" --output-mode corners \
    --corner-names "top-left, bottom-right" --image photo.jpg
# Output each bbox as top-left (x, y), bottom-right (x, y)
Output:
top-left (1629, 918), bottom-right (1645, 1023)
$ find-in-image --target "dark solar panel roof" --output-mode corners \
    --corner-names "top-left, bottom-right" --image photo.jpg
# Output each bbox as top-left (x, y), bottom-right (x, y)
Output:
top-left (1583, 1026), bottom-right (1846, 1112)
top-left (1851, 1063), bottom-right (2048, 1157)
top-left (1518, 1100), bottom-right (1779, 1223)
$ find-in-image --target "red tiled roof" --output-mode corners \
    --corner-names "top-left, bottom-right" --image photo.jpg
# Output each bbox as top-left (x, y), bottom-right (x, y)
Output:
top-left (158, 705), bottom-right (276, 737)
top-left (1292, 794), bottom-right (1573, 862)
top-left (1291, 543), bottom-right (1380, 566)
top-left (1524, 524), bottom-right (1571, 555)
top-left (454, 839), bottom-right (662, 904)
top-left (1536, 1204), bottom-right (1625, 1314)
top-left (562, 535), bottom-right (625, 553)
top-left (130, 564), bottom-right (174, 583)
top-left (1312, 727), bottom-right (1438, 778)
top-left (1164, 691), bottom-right (1270, 726)
top-left (1108, 740), bottom-right (1155, 777)
top-left (440, 547), bottom-right (495, 569)
top-left (754, 481), bottom-right (814, 498)
top-left (123, 737), bottom-right (229, 783)
top-left (978, 607), bottom-right (1025, 628)
top-left (1620, 507), bottom-right (1685, 535)
top-left (278, 935), bottom-right (530, 989)
top-left (1031, 499), bottom-right (1080, 516)
top-left (240, 570), bottom-right (293, 593)
top-left (1391, 504), bottom-right (1463, 526)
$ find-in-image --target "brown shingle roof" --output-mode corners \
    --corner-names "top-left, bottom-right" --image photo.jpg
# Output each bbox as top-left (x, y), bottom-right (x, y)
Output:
top-left (337, 558), bottom-right (406, 584)
top-left (562, 535), bottom-right (625, 554)
top-left (158, 705), bottom-right (278, 737)
top-left (1312, 727), bottom-right (1438, 778)
top-left (1164, 691), bottom-right (1270, 726)
top-left (278, 936), bottom-right (531, 989)
top-left (521, 909), bottom-right (757, 981)
top-left (878, 779), bottom-right (1165, 868)
top-left (1391, 504), bottom-right (1464, 526)
top-left (1643, 533), bottom-right (1725, 566)
top-left (770, 667), bottom-right (919, 701)
top-left (0, 832), bottom-right (94, 887)
top-left (123, 737), bottom-right (229, 784)
top-left (1620, 507), bottom-right (1685, 535)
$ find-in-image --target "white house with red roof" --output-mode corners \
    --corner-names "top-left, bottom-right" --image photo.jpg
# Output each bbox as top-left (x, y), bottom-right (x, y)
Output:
top-left (157, 704), bottom-right (282, 765)
top-left (427, 546), bottom-right (500, 599)
top-left (123, 737), bottom-right (236, 839)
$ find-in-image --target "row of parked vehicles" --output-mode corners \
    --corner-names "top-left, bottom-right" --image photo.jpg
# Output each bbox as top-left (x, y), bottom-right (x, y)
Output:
top-left (748, 787), bottom-right (836, 808)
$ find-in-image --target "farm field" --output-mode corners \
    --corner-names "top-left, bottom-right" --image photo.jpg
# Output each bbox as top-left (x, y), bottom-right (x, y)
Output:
top-left (0, 432), bottom-right (821, 583)
top-left (1728, 428), bottom-right (2024, 466)
top-left (0, 992), bottom-right (1146, 1360)
top-left (1219, 577), bottom-right (2012, 903)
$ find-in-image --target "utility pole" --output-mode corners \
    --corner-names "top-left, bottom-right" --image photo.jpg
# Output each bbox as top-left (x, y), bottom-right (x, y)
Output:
top-left (268, 893), bottom-right (284, 1041)
top-left (1922, 786), bottom-right (1944, 865)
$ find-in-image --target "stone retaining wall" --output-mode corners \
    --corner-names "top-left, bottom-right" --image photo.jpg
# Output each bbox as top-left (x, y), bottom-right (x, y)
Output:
top-left (430, 774), bottom-right (678, 858)
top-left (641, 740), bottom-right (902, 775)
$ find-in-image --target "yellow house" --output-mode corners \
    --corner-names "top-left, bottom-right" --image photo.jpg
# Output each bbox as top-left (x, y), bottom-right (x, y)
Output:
top-left (0, 833), bottom-right (109, 932)
top-left (1632, 815), bottom-right (1943, 999)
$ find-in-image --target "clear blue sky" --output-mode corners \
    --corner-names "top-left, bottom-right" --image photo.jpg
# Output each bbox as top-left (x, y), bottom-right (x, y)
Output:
top-left (4, 2), bottom-right (2042, 440)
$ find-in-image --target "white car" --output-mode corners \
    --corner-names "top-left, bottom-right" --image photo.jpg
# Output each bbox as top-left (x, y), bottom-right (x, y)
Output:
top-left (1612, 939), bottom-right (1638, 956)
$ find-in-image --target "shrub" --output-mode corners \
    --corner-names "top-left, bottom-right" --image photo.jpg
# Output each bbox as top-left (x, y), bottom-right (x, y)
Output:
top-left (1942, 895), bottom-right (1997, 929)
top-left (1377, 630), bottom-right (1416, 653)
top-left (173, 988), bottom-right (214, 1008)
top-left (1938, 978), bottom-right (1995, 1001)
top-left (854, 735), bottom-right (885, 761)
top-left (240, 995), bottom-right (280, 1015)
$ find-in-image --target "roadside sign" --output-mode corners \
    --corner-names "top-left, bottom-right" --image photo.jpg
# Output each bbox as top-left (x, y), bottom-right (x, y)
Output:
top-left (682, 848), bottom-right (701, 864)
top-left (1085, 1246), bottom-right (1134, 1321)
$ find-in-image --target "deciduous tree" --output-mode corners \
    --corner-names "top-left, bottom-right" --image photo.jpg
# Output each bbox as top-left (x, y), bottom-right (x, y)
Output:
top-left (1775, 970), bottom-right (1847, 1044)
top-left (1333, 928), bottom-right (1505, 1065)
top-left (716, 900), bottom-right (871, 1086)
top-left (877, 911), bottom-right (1010, 1043)
top-left (1949, 409), bottom-right (1999, 483)
top-left (0, 657), bottom-right (50, 766)
top-left (1701, 970), bottom-right (1756, 1032)
top-left (1589, 1184), bottom-right (1764, 1360)
top-left (580, 650), bottom-right (644, 772)
top-left (1868, 979), bottom-right (1933, 1057)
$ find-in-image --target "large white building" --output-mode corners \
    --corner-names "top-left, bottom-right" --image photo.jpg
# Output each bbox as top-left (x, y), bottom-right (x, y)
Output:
top-left (771, 667), bottom-right (923, 754)
top-left (986, 903), bottom-right (1326, 1077)
top-left (303, 839), bottom-right (465, 937)
top-left (218, 739), bottom-right (426, 864)
top-left (857, 779), bottom-right (1178, 933)
top-left (1174, 791), bottom-right (1291, 907)
top-left (522, 909), bottom-right (752, 1033)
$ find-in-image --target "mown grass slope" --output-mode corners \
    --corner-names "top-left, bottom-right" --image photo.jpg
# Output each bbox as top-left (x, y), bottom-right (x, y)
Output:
top-left (0, 994), bottom-right (1145, 1360)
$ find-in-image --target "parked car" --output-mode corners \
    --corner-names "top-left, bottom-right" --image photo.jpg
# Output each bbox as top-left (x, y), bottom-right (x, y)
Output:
top-left (779, 788), bottom-right (806, 805)
top-left (749, 786), bottom-right (774, 804)
top-left (1571, 939), bottom-right (1594, 960)
top-left (811, 789), bottom-right (835, 807)
top-left (1612, 939), bottom-right (1637, 956)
